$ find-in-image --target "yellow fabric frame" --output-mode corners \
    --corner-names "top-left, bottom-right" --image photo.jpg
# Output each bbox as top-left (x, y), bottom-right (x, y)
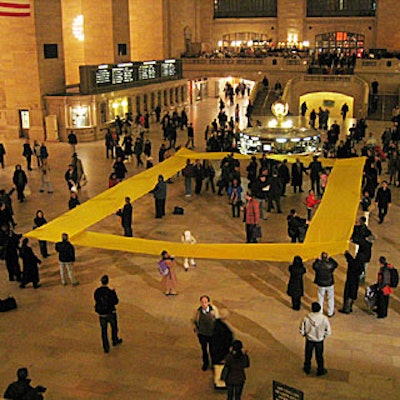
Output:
top-left (25, 149), bottom-right (364, 262)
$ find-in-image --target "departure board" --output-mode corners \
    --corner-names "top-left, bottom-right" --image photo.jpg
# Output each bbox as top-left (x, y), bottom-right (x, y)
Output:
top-left (138, 64), bottom-right (156, 80)
top-left (96, 68), bottom-right (112, 85)
top-left (161, 60), bottom-right (176, 77)
top-left (80, 59), bottom-right (183, 94)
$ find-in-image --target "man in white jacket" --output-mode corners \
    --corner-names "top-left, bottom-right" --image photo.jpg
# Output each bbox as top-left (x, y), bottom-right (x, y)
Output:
top-left (299, 302), bottom-right (331, 376)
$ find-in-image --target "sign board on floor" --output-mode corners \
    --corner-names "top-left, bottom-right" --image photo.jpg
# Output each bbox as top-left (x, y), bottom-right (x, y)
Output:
top-left (273, 380), bottom-right (304, 400)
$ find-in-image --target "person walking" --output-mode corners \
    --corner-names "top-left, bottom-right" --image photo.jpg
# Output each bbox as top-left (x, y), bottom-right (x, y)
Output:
top-left (243, 191), bottom-right (260, 243)
top-left (0, 142), bottom-right (6, 168)
top-left (182, 159), bottom-right (194, 197)
top-left (22, 140), bottom-right (33, 171)
top-left (376, 256), bottom-right (394, 319)
top-left (4, 229), bottom-right (22, 282)
top-left (116, 196), bottom-right (133, 237)
top-left (133, 137), bottom-right (144, 167)
top-left (193, 295), bottom-right (219, 371)
top-left (151, 175), bottom-right (167, 219)
top-left (94, 274), bottom-right (123, 353)
top-left (33, 210), bottom-right (49, 258)
top-left (308, 156), bottom-right (323, 196)
top-left (223, 340), bottom-right (250, 400)
top-left (4, 367), bottom-right (46, 400)
top-left (158, 250), bottom-right (178, 296)
top-left (71, 153), bottom-right (85, 189)
top-left (181, 230), bottom-right (197, 271)
top-left (12, 164), bottom-right (28, 203)
top-left (287, 256), bottom-right (306, 310)
top-left (338, 251), bottom-right (363, 314)
top-left (299, 302), bottom-right (331, 376)
top-left (19, 238), bottom-right (41, 289)
top-left (185, 123), bottom-right (195, 148)
top-left (228, 179), bottom-right (243, 218)
top-left (55, 233), bottom-right (79, 286)
top-left (68, 130), bottom-right (78, 154)
top-left (375, 180), bottom-right (391, 224)
top-left (193, 159), bottom-right (204, 195)
top-left (39, 159), bottom-right (54, 194)
top-left (313, 252), bottom-right (338, 317)
top-left (64, 164), bottom-right (78, 191)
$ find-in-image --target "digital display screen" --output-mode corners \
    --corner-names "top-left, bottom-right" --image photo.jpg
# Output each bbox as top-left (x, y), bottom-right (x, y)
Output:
top-left (263, 144), bottom-right (272, 151)
top-left (138, 65), bottom-right (156, 80)
top-left (111, 67), bottom-right (134, 84)
top-left (161, 62), bottom-right (176, 77)
top-left (96, 68), bottom-right (112, 85)
top-left (81, 59), bottom-right (182, 94)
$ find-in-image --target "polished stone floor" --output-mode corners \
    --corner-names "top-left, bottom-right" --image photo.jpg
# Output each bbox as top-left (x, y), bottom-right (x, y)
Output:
top-left (0, 95), bottom-right (399, 400)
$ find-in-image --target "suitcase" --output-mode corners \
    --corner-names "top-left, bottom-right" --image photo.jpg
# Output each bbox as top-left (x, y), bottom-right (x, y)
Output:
top-left (213, 364), bottom-right (227, 390)
top-left (0, 296), bottom-right (17, 312)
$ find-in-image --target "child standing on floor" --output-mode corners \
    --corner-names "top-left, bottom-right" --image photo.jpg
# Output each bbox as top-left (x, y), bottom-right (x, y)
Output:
top-left (181, 230), bottom-right (197, 271)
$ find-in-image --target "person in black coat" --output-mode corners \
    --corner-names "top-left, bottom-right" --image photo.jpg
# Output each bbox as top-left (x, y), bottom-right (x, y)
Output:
top-left (33, 210), bottom-right (49, 258)
top-left (210, 313), bottom-right (233, 365)
top-left (12, 164), bottom-right (28, 202)
top-left (19, 238), bottom-right (41, 289)
top-left (68, 192), bottom-right (80, 210)
top-left (375, 180), bottom-right (391, 224)
top-left (4, 367), bottom-right (46, 400)
top-left (22, 140), bottom-right (33, 171)
top-left (308, 156), bottom-right (323, 196)
top-left (223, 340), bottom-right (250, 400)
top-left (339, 251), bottom-right (363, 314)
top-left (117, 196), bottom-right (133, 237)
top-left (151, 175), bottom-right (167, 218)
top-left (4, 229), bottom-right (22, 282)
top-left (291, 158), bottom-right (307, 193)
top-left (193, 160), bottom-right (204, 195)
top-left (0, 142), bottom-right (6, 168)
top-left (113, 157), bottom-right (128, 180)
top-left (287, 256), bottom-right (306, 310)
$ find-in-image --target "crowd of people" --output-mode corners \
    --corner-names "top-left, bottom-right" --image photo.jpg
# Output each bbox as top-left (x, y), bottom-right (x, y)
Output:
top-left (0, 90), bottom-right (399, 398)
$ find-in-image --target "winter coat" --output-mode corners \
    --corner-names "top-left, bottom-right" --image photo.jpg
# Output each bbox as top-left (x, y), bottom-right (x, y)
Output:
top-left (224, 351), bottom-right (250, 385)
top-left (313, 257), bottom-right (338, 287)
top-left (287, 261), bottom-right (306, 297)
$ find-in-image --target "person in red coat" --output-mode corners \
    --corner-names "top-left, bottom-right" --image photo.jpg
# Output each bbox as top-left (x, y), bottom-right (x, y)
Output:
top-left (243, 191), bottom-right (260, 243)
top-left (304, 189), bottom-right (320, 220)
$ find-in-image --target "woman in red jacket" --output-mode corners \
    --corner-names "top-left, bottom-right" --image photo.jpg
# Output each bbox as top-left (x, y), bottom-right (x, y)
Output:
top-left (304, 189), bottom-right (320, 220)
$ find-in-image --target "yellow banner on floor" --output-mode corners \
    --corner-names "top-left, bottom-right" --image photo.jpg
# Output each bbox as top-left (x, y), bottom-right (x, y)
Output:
top-left (25, 149), bottom-right (364, 262)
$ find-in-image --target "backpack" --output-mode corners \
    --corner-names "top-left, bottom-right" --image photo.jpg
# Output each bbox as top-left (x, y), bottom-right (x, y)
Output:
top-left (158, 260), bottom-right (170, 276)
top-left (388, 265), bottom-right (399, 288)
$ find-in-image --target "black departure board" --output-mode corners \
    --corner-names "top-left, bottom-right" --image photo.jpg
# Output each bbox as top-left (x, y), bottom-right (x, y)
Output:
top-left (80, 59), bottom-right (183, 94)
top-left (161, 61), bottom-right (176, 77)
top-left (138, 64), bottom-right (157, 80)
top-left (96, 68), bottom-right (112, 85)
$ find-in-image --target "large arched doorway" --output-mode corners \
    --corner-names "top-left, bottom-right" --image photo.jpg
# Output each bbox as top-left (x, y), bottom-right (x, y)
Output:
top-left (299, 92), bottom-right (354, 119)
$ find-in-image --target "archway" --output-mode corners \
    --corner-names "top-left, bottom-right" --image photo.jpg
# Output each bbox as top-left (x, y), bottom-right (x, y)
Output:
top-left (299, 92), bottom-right (354, 119)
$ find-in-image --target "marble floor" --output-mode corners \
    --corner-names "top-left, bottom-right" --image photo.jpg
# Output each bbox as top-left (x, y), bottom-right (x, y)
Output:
top-left (0, 95), bottom-right (399, 400)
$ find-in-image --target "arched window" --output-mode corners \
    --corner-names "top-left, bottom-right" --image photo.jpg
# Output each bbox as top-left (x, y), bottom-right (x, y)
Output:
top-left (214, 0), bottom-right (277, 18)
